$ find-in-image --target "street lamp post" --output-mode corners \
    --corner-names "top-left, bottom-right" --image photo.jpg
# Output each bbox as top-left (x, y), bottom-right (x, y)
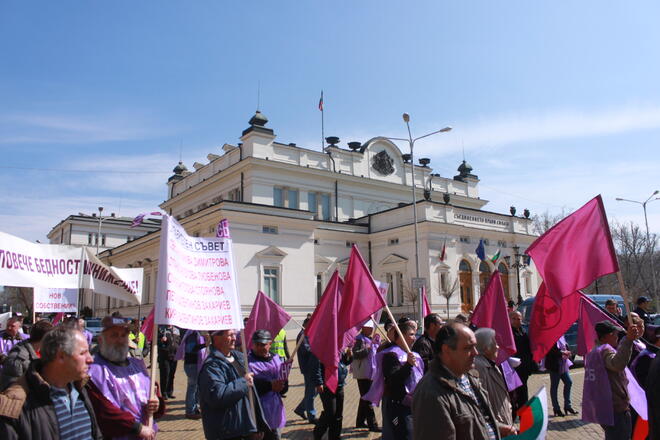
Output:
top-left (384, 114), bottom-right (452, 325)
top-left (616, 191), bottom-right (659, 309)
top-left (504, 245), bottom-right (529, 305)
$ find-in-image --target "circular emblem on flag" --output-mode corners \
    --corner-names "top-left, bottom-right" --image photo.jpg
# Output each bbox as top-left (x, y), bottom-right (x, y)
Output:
top-left (535, 292), bottom-right (562, 330)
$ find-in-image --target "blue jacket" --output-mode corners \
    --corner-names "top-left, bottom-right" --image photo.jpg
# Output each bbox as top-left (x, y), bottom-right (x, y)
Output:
top-left (198, 347), bottom-right (269, 439)
top-left (296, 331), bottom-right (312, 375)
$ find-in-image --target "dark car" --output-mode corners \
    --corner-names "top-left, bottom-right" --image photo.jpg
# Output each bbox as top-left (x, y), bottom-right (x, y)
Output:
top-left (516, 293), bottom-right (626, 360)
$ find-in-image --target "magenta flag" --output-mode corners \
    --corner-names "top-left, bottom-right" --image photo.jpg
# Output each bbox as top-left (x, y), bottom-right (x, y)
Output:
top-left (525, 195), bottom-right (619, 302)
top-left (576, 293), bottom-right (623, 356)
top-left (53, 312), bottom-right (65, 325)
top-left (422, 286), bottom-right (432, 317)
top-left (337, 246), bottom-right (387, 347)
top-left (141, 307), bottom-right (155, 343)
top-left (529, 283), bottom-right (581, 362)
top-left (305, 271), bottom-right (343, 393)
top-left (471, 271), bottom-right (516, 364)
top-left (244, 291), bottom-right (292, 350)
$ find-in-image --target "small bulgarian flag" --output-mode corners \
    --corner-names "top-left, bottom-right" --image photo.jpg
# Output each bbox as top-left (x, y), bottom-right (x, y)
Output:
top-left (490, 249), bottom-right (501, 263)
top-left (503, 386), bottom-right (548, 440)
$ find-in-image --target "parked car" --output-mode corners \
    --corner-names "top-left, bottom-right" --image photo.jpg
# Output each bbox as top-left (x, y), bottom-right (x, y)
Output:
top-left (516, 293), bottom-right (626, 360)
top-left (85, 318), bottom-right (103, 341)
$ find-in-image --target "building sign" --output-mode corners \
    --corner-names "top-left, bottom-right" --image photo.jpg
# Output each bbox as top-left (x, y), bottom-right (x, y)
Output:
top-left (455, 213), bottom-right (510, 227)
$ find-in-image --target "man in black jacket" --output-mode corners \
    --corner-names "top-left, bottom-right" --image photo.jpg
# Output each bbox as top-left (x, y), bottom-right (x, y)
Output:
top-left (509, 311), bottom-right (536, 414)
top-left (412, 313), bottom-right (443, 372)
top-left (0, 326), bottom-right (102, 440)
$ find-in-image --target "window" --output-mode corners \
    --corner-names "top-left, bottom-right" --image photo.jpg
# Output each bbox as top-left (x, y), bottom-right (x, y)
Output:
top-left (497, 240), bottom-right (507, 248)
top-left (101, 234), bottom-right (106, 246)
top-left (483, 239), bottom-right (490, 246)
top-left (308, 192), bottom-right (332, 220)
top-left (263, 267), bottom-right (279, 302)
top-left (144, 275), bottom-right (151, 303)
top-left (314, 239), bottom-right (319, 245)
top-left (262, 226), bottom-right (278, 234)
top-left (273, 187), bottom-right (299, 209)
top-left (396, 272), bottom-right (404, 305)
top-left (227, 188), bottom-right (241, 201)
top-left (316, 273), bottom-right (323, 303)
top-left (388, 238), bottom-right (399, 246)
top-left (459, 236), bottom-right (470, 243)
top-left (386, 273), bottom-right (394, 306)
top-left (88, 233), bottom-right (93, 245)
top-left (345, 241), bottom-right (356, 248)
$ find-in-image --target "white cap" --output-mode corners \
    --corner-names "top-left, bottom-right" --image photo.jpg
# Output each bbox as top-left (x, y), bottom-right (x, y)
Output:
top-left (362, 319), bottom-right (375, 328)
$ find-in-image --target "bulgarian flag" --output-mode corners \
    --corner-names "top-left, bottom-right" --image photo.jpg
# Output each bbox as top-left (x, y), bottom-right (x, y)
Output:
top-left (503, 386), bottom-right (548, 440)
top-left (490, 249), bottom-right (501, 263)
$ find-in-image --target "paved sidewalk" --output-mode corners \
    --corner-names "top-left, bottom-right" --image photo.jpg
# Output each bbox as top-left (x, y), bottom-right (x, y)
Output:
top-left (157, 359), bottom-right (606, 439)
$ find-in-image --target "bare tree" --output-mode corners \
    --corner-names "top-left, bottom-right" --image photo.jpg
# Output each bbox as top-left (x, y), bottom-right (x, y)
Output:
top-left (439, 275), bottom-right (459, 319)
top-left (401, 280), bottom-right (419, 316)
top-left (0, 286), bottom-right (33, 320)
top-left (531, 208), bottom-right (571, 236)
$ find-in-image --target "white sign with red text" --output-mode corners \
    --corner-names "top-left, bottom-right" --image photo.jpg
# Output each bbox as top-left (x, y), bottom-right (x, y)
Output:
top-left (33, 288), bottom-right (78, 313)
top-left (154, 215), bottom-right (242, 330)
top-left (0, 230), bottom-right (142, 305)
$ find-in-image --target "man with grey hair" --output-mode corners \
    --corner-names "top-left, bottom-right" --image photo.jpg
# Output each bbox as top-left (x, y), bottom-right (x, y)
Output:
top-left (86, 315), bottom-right (163, 440)
top-left (473, 328), bottom-right (516, 437)
top-left (412, 322), bottom-right (502, 440)
top-left (0, 326), bottom-right (101, 439)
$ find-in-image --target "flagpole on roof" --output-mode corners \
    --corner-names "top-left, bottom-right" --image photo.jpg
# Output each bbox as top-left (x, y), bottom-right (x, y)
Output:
top-left (319, 90), bottom-right (324, 151)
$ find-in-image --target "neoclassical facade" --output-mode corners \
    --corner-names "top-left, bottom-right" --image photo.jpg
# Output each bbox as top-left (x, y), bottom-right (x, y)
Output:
top-left (96, 112), bottom-right (540, 322)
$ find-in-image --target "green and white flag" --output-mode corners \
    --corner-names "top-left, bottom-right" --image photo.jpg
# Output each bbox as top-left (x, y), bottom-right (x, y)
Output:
top-left (503, 386), bottom-right (548, 440)
top-left (490, 249), bottom-right (501, 263)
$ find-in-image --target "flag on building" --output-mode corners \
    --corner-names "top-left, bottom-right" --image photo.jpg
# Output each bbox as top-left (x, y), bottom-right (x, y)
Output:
top-left (525, 195), bottom-right (619, 303)
top-left (471, 271), bottom-right (517, 364)
top-left (318, 91), bottom-right (324, 111)
top-left (503, 387), bottom-right (548, 439)
top-left (305, 270), bottom-right (343, 393)
top-left (490, 249), bottom-right (501, 263)
top-left (528, 283), bottom-right (580, 362)
top-left (131, 211), bottom-right (163, 228)
top-left (475, 239), bottom-right (486, 261)
top-left (244, 291), bottom-right (292, 350)
top-left (439, 239), bottom-right (446, 262)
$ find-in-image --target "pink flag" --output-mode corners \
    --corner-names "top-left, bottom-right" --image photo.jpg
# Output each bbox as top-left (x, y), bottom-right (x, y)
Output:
top-left (577, 293), bottom-right (623, 356)
top-left (244, 291), bottom-right (292, 350)
top-left (337, 246), bottom-right (387, 348)
top-left (422, 286), bottom-right (432, 317)
top-left (529, 283), bottom-right (581, 362)
top-left (525, 195), bottom-right (619, 302)
top-left (141, 308), bottom-right (155, 343)
top-left (52, 312), bottom-right (65, 325)
top-left (305, 271), bottom-right (343, 393)
top-left (471, 271), bottom-right (516, 364)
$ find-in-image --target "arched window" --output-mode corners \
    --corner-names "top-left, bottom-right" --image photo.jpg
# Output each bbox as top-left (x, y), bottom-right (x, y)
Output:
top-left (459, 259), bottom-right (473, 311)
top-left (498, 262), bottom-right (511, 301)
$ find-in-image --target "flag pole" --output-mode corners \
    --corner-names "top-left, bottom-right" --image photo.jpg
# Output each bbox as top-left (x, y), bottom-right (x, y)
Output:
top-left (615, 271), bottom-right (634, 326)
top-left (147, 320), bottom-right (159, 428)
top-left (371, 314), bottom-right (391, 343)
top-left (320, 90), bottom-right (324, 151)
top-left (383, 304), bottom-right (411, 353)
top-left (239, 328), bottom-right (258, 425)
top-left (288, 332), bottom-right (306, 363)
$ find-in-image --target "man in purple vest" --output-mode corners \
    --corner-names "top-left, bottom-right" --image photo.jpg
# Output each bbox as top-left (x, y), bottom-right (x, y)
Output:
top-left (0, 317), bottom-right (28, 372)
top-left (351, 320), bottom-right (380, 432)
top-left (582, 320), bottom-right (643, 440)
top-left (248, 330), bottom-right (288, 440)
top-left (86, 315), bottom-right (164, 440)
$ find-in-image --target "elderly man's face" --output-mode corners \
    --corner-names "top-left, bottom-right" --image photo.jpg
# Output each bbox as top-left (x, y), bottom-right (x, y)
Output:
top-left (213, 330), bottom-right (236, 355)
top-left (62, 332), bottom-right (93, 382)
top-left (443, 326), bottom-right (478, 376)
top-left (99, 326), bottom-right (129, 363)
top-left (510, 312), bottom-right (523, 329)
top-left (5, 320), bottom-right (20, 337)
top-left (484, 339), bottom-right (499, 362)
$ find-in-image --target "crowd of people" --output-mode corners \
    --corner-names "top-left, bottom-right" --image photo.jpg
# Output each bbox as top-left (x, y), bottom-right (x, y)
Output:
top-left (0, 298), bottom-right (657, 440)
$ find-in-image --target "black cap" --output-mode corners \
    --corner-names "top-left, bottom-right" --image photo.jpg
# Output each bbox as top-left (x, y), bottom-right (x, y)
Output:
top-left (637, 296), bottom-right (650, 305)
top-left (252, 329), bottom-right (272, 344)
top-left (595, 320), bottom-right (620, 338)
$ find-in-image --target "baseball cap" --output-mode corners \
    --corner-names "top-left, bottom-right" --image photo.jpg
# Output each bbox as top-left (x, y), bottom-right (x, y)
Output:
top-left (595, 320), bottom-right (620, 338)
top-left (101, 315), bottom-right (131, 331)
top-left (252, 329), bottom-right (272, 344)
top-left (637, 296), bottom-right (650, 305)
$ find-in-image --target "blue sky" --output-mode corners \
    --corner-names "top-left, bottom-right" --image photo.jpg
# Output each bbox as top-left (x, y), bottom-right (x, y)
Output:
top-left (1, 1), bottom-right (659, 242)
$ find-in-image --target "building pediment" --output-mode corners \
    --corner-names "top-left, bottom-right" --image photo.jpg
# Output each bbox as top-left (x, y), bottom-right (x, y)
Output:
top-left (379, 253), bottom-right (409, 265)
top-left (255, 245), bottom-right (287, 259)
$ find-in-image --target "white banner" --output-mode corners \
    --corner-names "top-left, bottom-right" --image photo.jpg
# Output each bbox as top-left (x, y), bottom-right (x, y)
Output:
top-left (0, 231), bottom-right (142, 305)
top-left (34, 288), bottom-right (78, 313)
top-left (154, 215), bottom-right (243, 330)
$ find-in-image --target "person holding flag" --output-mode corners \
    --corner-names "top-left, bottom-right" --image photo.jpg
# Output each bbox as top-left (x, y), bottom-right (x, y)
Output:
top-left (310, 347), bottom-right (353, 440)
top-left (412, 313), bottom-right (443, 373)
top-left (248, 330), bottom-right (288, 440)
top-left (582, 320), bottom-right (643, 439)
top-left (350, 320), bottom-right (381, 433)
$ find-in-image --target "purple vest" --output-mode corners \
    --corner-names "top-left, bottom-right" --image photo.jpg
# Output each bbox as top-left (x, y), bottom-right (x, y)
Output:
top-left (501, 360), bottom-right (523, 392)
top-left (582, 344), bottom-right (614, 426)
top-left (175, 330), bottom-right (208, 372)
top-left (350, 333), bottom-right (378, 379)
top-left (363, 345), bottom-right (424, 406)
top-left (557, 336), bottom-right (574, 374)
top-left (0, 332), bottom-right (28, 372)
top-left (89, 355), bottom-right (155, 440)
top-left (248, 352), bottom-right (285, 429)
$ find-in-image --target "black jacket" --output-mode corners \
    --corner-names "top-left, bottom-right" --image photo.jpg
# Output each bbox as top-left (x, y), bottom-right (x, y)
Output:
top-left (0, 340), bottom-right (39, 391)
top-left (412, 333), bottom-right (435, 373)
top-left (0, 361), bottom-right (102, 440)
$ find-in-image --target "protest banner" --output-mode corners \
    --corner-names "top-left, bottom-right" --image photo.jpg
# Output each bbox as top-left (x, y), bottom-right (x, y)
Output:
top-left (33, 287), bottom-right (78, 313)
top-left (153, 215), bottom-right (243, 330)
top-left (0, 231), bottom-right (142, 305)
